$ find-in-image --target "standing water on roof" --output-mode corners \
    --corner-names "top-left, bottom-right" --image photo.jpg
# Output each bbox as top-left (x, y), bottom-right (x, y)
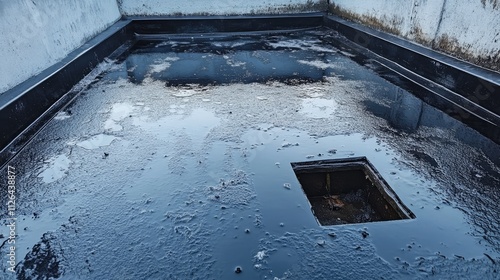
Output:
top-left (1, 29), bottom-right (499, 279)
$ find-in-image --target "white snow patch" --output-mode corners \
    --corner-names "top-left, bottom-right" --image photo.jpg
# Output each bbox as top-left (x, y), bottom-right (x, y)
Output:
top-left (340, 51), bottom-right (356, 57)
top-left (149, 57), bottom-right (179, 73)
top-left (172, 90), bottom-right (197, 98)
top-left (298, 60), bottom-right (333, 70)
top-left (104, 119), bottom-right (123, 132)
top-left (54, 111), bottom-right (71, 120)
top-left (77, 134), bottom-right (117, 150)
top-left (227, 60), bottom-right (246, 67)
top-left (110, 103), bottom-right (135, 121)
top-left (105, 103), bottom-right (135, 131)
top-left (268, 39), bottom-right (321, 50)
top-left (302, 86), bottom-right (325, 98)
top-left (133, 108), bottom-right (220, 150)
top-left (170, 85), bottom-right (209, 98)
top-left (309, 45), bottom-right (339, 53)
top-left (212, 42), bottom-right (247, 48)
top-left (300, 98), bottom-right (337, 119)
top-left (38, 154), bottom-right (72, 183)
top-left (255, 250), bottom-right (266, 260)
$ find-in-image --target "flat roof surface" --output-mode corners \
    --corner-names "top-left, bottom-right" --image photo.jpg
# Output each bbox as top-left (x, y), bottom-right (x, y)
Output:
top-left (2, 28), bottom-right (499, 279)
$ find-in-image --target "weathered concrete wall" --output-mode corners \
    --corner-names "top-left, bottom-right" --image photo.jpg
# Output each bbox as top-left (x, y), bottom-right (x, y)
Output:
top-left (118, 0), bottom-right (328, 16)
top-left (330, 0), bottom-right (500, 72)
top-left (0, 0), bottom-right (121, 94)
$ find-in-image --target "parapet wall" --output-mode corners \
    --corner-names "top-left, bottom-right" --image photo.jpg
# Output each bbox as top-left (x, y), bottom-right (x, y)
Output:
top-left (118, 0), bottom-right (327, 16)
top-left (0, 0), bottom-right (121, 93)
top-left (330, 0), bottom-right (500, 72)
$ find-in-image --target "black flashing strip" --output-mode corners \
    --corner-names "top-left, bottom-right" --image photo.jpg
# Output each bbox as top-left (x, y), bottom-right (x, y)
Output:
top-left (322, 30), bottom-right (500, 144)
top-left (0, 19), bottom-right (134, 167)
top-left (129, 13), bottom-right (325, 34)
top-left (134, 27), bottom-right (320, 41)
top-left (324, 15), bottom-right (500, 118)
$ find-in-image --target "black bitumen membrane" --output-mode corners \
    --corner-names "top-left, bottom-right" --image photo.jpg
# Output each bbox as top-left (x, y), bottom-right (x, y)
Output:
top-left (0, 14), bottom-right (499, 279)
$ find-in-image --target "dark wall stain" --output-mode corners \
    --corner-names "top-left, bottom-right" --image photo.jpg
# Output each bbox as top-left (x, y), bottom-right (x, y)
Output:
top-left (260, 0), bottom-right (328, 15)
top-left (481, 0), bottom-right (499, 9)
top-left (129, 0), bottom-right (328, 16)
top-left (329, 3), bottom-right (500, 72)
top-left (434, 34), bottom-right (500, 72)
top-left (328, 3), bottom-right (402, 36)
top-left (409, 25), bottom-right (428, 46)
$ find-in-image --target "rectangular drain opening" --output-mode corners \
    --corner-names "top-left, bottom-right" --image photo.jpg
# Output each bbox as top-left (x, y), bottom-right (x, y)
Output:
top-left (291, 157), bottom-right (415, 226)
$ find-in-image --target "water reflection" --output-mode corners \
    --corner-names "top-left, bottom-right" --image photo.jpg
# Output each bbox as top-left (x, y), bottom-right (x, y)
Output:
top-left (361, 81), bottom-right (500, 167)
top-left (362, 86), bottom-right (423, 133)
top-left (124, 34), bottom-right (346, 86)
top-left (126, 50), bottom-right (330, 85)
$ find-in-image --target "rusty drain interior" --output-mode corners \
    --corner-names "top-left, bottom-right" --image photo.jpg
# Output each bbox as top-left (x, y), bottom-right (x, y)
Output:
top-left (292, 157), bottom-right (415, 226)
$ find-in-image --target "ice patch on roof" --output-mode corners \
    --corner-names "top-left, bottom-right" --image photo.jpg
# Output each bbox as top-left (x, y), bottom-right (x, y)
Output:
top-left (38, 154), bottom-right (72, 183)
top-left (76, 134), bottom-right (118, 150)
top-left (298, 59), bottom-right (333, 70)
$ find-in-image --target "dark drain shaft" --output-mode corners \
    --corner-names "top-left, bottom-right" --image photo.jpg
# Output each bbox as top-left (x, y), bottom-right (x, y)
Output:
top-left (292, 157), bottom-right (415, 226)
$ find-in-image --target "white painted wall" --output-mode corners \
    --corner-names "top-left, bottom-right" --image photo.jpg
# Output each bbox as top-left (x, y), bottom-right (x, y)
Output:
top-left (0, 0), bottom-right (121, 94)
top-left (331, 0), bottom-right (500, 71)
top-left (436, 1), bottom-right (499, 56)
top-left (118, 0), bottom-right (326, 16)
top-left (330, 0), bottom-right (442, 37)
